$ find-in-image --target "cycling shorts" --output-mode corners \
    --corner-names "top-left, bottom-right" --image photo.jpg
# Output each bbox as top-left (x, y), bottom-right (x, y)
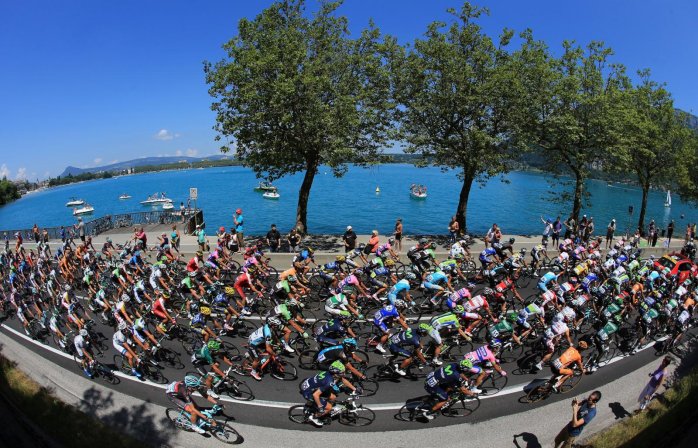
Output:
top-left (551, 363), bottom-right (573, 377)
top-left (422, 282), bottom-right (444, 291)
top-left (167, 393), bottom-right (192, 410)
top-left (388, 343), bottom-right (412, 358)
top-left (113, 342), bottom-right (127, 356)
top-left (429, 328), bottom-right (442, 345)
top-left (425, 384), bottom-right (449, 401)
top-left (462, 312), bottom-right (479, 320)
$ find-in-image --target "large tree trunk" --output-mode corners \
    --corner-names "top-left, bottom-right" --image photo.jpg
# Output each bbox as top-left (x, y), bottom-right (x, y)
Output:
top-left (572, 170), bottom-right (584, 223)
top-left (455, 166), bottom-right (476, 235)
top-left (637, 181), bottom-right (650, 235)
top-left (295, 159), bottom-right (318, 234)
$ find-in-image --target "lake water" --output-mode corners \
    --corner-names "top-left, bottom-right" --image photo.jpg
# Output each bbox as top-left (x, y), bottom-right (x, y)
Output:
top-left (0, 165), bottom-right (694, 236)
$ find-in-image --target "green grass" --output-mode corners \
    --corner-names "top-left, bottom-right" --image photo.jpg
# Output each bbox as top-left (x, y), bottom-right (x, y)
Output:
top-left (0, 355), bottom-right (150, 448)
top-left (582, 366), bottom-right (698, 448)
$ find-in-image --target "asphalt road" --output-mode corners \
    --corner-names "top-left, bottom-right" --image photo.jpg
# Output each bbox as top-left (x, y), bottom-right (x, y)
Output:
top-left (0, 277), bottom-right (682, 433)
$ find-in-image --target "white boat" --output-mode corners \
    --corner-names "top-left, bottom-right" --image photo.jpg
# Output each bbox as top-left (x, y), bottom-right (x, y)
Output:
top-left (140, 192), bottom-right (173, 205)
top-left (410, 184), bottom-right (427, 199)
top-left (73, 204), bottom-right (94, 216)
top-left (119, 193), bottom-right (132, 200)
top-left (262, 189), bottom-right (280, 200)
top-left (65, 197), bottom-right (85, 207)
top-left (665, 190), bottom-right (671, 207)
top-left (162, 202), bottom-right (174, 210)
top-left (375, 186), bottom-right (380, 193)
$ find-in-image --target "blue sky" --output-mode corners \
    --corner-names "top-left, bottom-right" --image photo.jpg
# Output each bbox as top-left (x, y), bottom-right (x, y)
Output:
top-left (1, 0), bottom-right (696, 180)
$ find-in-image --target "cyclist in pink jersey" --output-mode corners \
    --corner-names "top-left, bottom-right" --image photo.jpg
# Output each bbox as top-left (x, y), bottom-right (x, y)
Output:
top-left (463, 343), bottom-right (507, 393)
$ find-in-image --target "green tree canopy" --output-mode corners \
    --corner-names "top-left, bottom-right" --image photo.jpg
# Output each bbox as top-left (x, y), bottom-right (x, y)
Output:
top-left (205, 0), bottom-right (394, 232)
top-left (0, 177), bottom-right (20, 206)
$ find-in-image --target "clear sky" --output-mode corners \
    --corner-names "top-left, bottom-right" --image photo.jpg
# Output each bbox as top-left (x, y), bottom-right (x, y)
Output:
top-left (1, 0), bottom-right (696, 180)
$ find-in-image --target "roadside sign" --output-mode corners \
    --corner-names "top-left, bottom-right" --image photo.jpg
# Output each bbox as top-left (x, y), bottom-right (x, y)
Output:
top-left (189, 187), bottom-right (198, 200)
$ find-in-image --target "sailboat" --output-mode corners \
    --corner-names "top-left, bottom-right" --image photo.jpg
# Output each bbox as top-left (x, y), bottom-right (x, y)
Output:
top-left (665, 190), bottom-right (672, 207)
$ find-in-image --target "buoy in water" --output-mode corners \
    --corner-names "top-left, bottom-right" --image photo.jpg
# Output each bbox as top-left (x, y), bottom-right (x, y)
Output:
top-left (375, 186), bottom-right (380, 193)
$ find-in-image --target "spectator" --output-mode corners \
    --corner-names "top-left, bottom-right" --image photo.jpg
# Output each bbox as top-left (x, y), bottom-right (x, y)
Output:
top-left (342, 225), bottom-right (357, 253)
top-left (578, 215), bottom-right (588, 243)
top-left (288, 228), bottom-right (300, 253)
top-left (647, 219), bottom-right (656, 244)
top-left (41, 228), bottom-right (49, 244)
top-left (171, 224), bottom-right (181, 253)
top-left (651, 226), bottom-right (659, 247)
top-left (365, 230), bottom-right (379, 256)
top-left (3, 232), bottom-right (8, 252)
top-left (585, 217), bottom-right (594, 242)
top-left (667, 220), bottom-right (674, 246)
top-left (75, 218), bottom-right (86, 243)
top-left (485, 223), bottom-right (501, 247)
top-left (638, 357), bottom-right (671, 411)
top-left (266, 224), bottom-right (281, 253)
top-left (180, 202), bottom-right (185, 223)
top-left (195, 225), bottom-right (207, 252)
top-left (233, 208), bottom-right (244, 248)
top-left (134, 226), bottom-right (147, 250)
top-left (540, 216), bottom-right (553, 246)
top-left (686, 224), bottom-right (692, 243)
top-left (448, 216), bottom-right (459, 244)
top-left (229, 228), bottom-right (239, 253)
top-left (394, 218), bottom-right (403, 253)
top-left (552, 216), bottom-right (562, 248)
top-left (554, 391), bottom-right (601, 448)
top-left (32, 223), bottom-right (40, 244)
top-left (605, 219), bottom-right (616, 249)
top-left (60, 226), bottom-right (66, 244)
top-left (563, 215), bottom-right (576, 240)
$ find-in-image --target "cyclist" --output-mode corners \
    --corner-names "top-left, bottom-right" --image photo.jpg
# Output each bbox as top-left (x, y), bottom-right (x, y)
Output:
top-left (463, 343), bottom-right (507, 393)
top-left (534, 318), bottom-right (574, 372)
top-left (299, 361), bottom-right (357, 427)
top-left (550, 341), bottom-right (588, 391)
top-left (387, 324), bottom-right (430, 376)
top-left (538, 271), bottom-right (559, 293)
top-left (315, 338), bottom-right (366, 380)
top-left (191, 339), bottom-right (235, 399)
top-left (314, 312), bottom-right (357, 346)
top-left (422, 359), bottom-right (479, 420)
top-left (372, 301), bottom-right (409, 354)
top-left (387, 273), bottom-right (415, 306)
top-left (267, 299), bottom-right (309, 354)
top-left (74, 328), bottom-right (95, 378)
top-left (165, 375), bottom-right (220, 434)
top-left (422, 268), bottom-right (454, 303)
top-left (461, 288), bottom-right (499, 337)
top-left (113, 321), bottom-right (143, 379)
top-left (325, 292), bottom-right (361, 319)
top-left (445, 287), bottom-right (472, 311)
top-left (429, 309), bottom-right (472, 365)
top-left (246, 317), bottom-right (283, 380)
top-left (367, 259), bottom-right (396, 299)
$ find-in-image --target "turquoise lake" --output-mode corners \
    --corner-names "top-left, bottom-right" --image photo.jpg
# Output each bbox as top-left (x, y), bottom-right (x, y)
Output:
top-left (0, 165), bottom-right (694, 236)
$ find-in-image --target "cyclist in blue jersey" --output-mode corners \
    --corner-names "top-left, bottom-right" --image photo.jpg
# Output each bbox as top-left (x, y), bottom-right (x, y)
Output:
top-left (245, 317), bottom-right (283, 380)
top-left (313, 312), bottom-right (357, 346)
top-left (387, 273), bottom-right (415, 305)
top-left (315, 338), bottom-right (366, 379)
top-left (422, 269), bottom-right (454, 301)
top-left (373, 301), bottom-right (409, 354)
top-left (299, 361), bottom-right (358, 427)
top-left (387, 324), bottom-right (430, 375)
top-left (538, 271), bottom-right (559, 293)
top-left (368, 259), bottom-right (397, 299)
top-left (479, 247), bottom-right (500, 270)
top-left (422, 359), bottom-right (478, 420)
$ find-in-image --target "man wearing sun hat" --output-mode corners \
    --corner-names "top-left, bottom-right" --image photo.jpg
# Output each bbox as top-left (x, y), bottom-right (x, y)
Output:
top-left (233, 208), bottom-right (244, 248)
top-left (343, 225), bottom-right (357, 253)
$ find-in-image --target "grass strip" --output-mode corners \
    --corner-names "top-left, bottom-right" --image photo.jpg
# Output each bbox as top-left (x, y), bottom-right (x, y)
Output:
top-left (0, 355), bottom-right (149, 448)
top-left (581, 365), bottom-right (698, 448)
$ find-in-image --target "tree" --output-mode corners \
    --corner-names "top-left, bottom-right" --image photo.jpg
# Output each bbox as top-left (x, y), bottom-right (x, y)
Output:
top-left (0, 177), bottom-right (20, 205)
top-left (204, 0), bottom-right (393, 232)
top-left (616, 70), bottom-right (695, 233)
top-left (391, 3), bottom-right (533, 232)
top-left (531, 41), bottom-right (628, 223)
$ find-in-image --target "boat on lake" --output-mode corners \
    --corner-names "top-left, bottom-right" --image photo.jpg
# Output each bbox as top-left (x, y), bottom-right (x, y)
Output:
top-left (162, 202), bottom-right (174, 210)
top-left (65, 197), bottom-right (85, 207)
top-left (119, 193), bottom-right (132, 200)
top-left (262, 188), bottom-right (280, 200)
top-left (73, 204), bottom-right (94, 216)
top-left (140, 192), bottom-right (173, 205)
top-left (254, 181), bottom-right (277, 192)
top-left (410, 184), bottom-right (427, 199)
top-left (665, 190), bottom-right (672, 207)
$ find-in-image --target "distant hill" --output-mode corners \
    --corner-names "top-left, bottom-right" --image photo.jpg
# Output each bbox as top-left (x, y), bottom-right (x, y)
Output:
top-left (60, 154), bottom-right (232, 177)
top-left (680, 109), bottom-right (698, 130)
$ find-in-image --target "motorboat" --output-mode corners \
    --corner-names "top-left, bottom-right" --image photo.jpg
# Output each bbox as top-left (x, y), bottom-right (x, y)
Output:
top-left (140, 192), bottom-right (173, 205)
top-left (119, 193), bottom-right (132, 200)
top-left (665, 190), bottom-right (671, 207)
top-left (73, 204), bottom-right (94, 216)
top-left (65, 197), bottom-right (85, 207)
top-left (162, 202), bottom-right (175, 210)
top-left (410, 184), bottom-right (427, 199)
top-left (254, 181), bottom-right (277, 192)
top-left (262, 188), bottom-right (280, 199)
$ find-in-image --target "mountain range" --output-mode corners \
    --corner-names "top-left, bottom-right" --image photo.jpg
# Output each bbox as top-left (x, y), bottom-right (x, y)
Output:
top-left (59, 155), bottom-right (232, 177)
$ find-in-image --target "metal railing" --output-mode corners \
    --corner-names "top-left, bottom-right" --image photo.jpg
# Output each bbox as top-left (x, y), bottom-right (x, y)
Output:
top-left (0, 209), bottom-right (203, 241)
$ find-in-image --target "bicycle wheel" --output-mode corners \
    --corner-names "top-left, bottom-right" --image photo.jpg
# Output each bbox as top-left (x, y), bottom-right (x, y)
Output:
top-left (339, 405), bottom-right (376, 426)
top-left (271, 360), bottom-right (298, 381)
top-left (525, 383), bottom-right (551, 403)
top-left (356, 378), bottom-right (379, 397)
top-left (226, 379), bottom-right (255, 401)
top-left (165, 408), bottom-right (194, 431)
top-left (480, 371), bottom-right (508, 396)
top-left (157, 348), bottom-right (185, 370)
top-left (231, 319), bottom-right (256, 339)
top-left (560, 370), bottom-right (582, 393)
top-left (288, 404), bottom-right (310, 424)
top-left (96, 364), bottom-right (120, 385)
top-left (142, 364), bottom-right (168, 384)
top-left (498, 342), bottom-right (524, 364)
top-left (114, 354), bottom-right (132, 375)
top-left (211, 421), bottom-right (243, 444)
top-left (443, 341), bottom-right (472, 361)
top-left (298, 349), bottom-right (318, 370)
top-left (441, 396), bottom-right (480, 417)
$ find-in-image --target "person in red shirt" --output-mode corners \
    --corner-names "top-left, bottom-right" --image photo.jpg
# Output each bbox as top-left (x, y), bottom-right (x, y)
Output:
top-left (187, 251), bottom-right (204, 273)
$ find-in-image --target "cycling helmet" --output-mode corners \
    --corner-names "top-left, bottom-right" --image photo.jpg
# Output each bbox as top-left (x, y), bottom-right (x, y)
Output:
top-left (338, 310), bottom-right (351, 319)
top-left (519, 248), bottom-right (527, 255)
top-left (133, 318), bottom-right (145, 330)
top-left (335, 255), bottom-right (346, 262)
top-left (79, 329), bottom-right (89, 337)
top-left (454, 305), bottom-right (465, 314)
top-left (184, 374), bottom-right (201, 388)
top-left (578, 340), bottom-right (588, 350)
top-left (385, 259), bottom-right (395, 267)
top-left (121, 294), bottom-right (131, 303)
top-left (405, 272), bottom-right (417, 281)
top-left (200, 306), bottom-right (211, 316)
top-left (388, 237), bottom-right (395, 244)
top-left (188, 271), bottom-right (197, 278)
top-left (329, 360), bottom-right (345, 375)
top-left (417, 323), bottom-right (431, 335)
top-left (419, 238), bottom-right (428, 246)
top-left (118, 321), bottom-right (128, 331)
top-left (458, 359), bottom-right (474, 372)
top-left (64, 284), bottom-right (71, 292)
top-left (207, 340), bottom-right (221, 352)
top-left (430, 242), bottom-right (437, 250)
top-left (509, 238), bottom-right (515, 244)
top-left (267, 316), bottom-right (282, 328)
top-left (488, 338), bottom-right (502, 351)
top-left (287, 275), bottom-right (297, 283)
top-left (307, 247), bottom-right (315, 254)
top-left (394, 299), bottom-right (407, 309)
top-left (483, 287), bottom-right (494, 296)
top-left (458, 239), bottom-right (468, 247)
top-left (342, 338), bottom-right (358, 350)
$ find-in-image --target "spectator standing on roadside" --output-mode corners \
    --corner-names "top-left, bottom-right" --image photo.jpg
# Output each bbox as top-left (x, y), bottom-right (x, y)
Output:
top-left (171, 224), bottom-right (181, 253)
top-left (342, 225), bottom-right (357, 253)
top-left (288, 228), bottom-right (300, 253)
top-left (485, 223), bottom-right (500, 247)
top-left (585, 217), bottom-right (595, 243)
top-left (578, 215), bottom-right (588, 244)
top-left (605, 219), bottom-right (616, 249)
top-left (233, 208), bottom-right (244, 248)
top-left (554, 391), bottom-right (601, 448)
top-left (195, 225), bottom-right (207, 252)
top-left (75, 218), bottom-right (86, 243)
top-left (647, 219), bottom-right (656, 245)
top-left (564, 215), bottom-right (576, 240)
top-left (667, 220), bottom-right (674, 246)
top-left (541, 216), bottom-right (553, 246)
top-left (266, 224), bottom-right (281, 253)
top-left (448, 216), bottom-right (459, 244)
top-left (637, 357), bottom-right (671, 411)
top-left (32, 224), bottom-right (40, 244)
top-left (394, 218), bottom-right (403, 253)
top-left (365, 230), bottom-right (379, 255)
top-left (651, 226), bottom-right (659, 247)
top-left (60, 226), bottom-right (66, 244)
top-left (3, 232), bottom-right (8, 252)
top-left (552, 216), bottom-right (562, 248)
top-left (180, 202), bottom-right (185, 223)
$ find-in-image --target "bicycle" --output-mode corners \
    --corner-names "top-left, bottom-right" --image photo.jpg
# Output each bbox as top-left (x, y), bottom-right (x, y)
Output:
top-left (525, 365), bottom-right (583, 403)
top-left (186, 366), bottom-right (255, 402)
top-left (233, 351), bottom-right (298, 381)
top-left (73, 357), bottom-right (120, 385)
top-left (165, 406), bottom-right (241, 444)
top-left (288, 395), bottom-right (376, 427)
top-left (396, 390), bottom-right (481, 421)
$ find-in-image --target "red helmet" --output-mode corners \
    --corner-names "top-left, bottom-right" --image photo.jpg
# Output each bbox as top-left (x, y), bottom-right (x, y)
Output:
top-left (219, 226), bottom-right (225, 232)
top-left (236, 208), bottom-right (242, 214)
